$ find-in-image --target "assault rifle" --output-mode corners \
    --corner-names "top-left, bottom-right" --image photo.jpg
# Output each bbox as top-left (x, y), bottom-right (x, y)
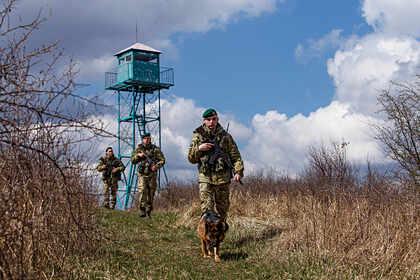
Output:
top-left (99, 158), bottom-right (113, 178)
top-left (138, 150), bottom-right (157, 173)
top-left (106, 161), bottom-right (113, 177)
top-left (207, 138), bottom-right (243, 185)
top-left (207, 138), bottom-right (232, 170)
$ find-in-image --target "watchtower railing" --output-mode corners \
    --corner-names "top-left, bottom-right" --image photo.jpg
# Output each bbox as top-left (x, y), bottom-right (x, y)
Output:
top-left (105, 66), bottom-right (174, 89)
top-left (160, 66), bottom-right (174, 86)
top-left (105, 71), bottom-right (117, 88)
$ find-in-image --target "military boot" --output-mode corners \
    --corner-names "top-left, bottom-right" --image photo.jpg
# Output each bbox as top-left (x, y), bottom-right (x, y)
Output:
top-left (110, 199), bottom-right (117, 210)
top-left (139, 207), bottom-right (147, 218)
top-left (224, 222), bottom-right (229, 233)
top-left (146, 209), bottom-right (152, 219)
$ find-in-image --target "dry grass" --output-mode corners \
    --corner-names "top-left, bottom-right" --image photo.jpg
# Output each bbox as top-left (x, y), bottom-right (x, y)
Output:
top-left (155, 174), bottom-right (420, 278)
top-left (0, 147), bottom-right (99, 279)
top-left (0, 1), bottom-right (108, 278)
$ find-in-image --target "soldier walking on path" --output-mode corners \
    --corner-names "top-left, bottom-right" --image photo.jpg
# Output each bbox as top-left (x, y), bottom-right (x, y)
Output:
top-left (188, 108), bottom-right (244, 223)
top-left (131, 133), bottom-right (166, 218)
top-left (96, 147), bottom-right (125, 209)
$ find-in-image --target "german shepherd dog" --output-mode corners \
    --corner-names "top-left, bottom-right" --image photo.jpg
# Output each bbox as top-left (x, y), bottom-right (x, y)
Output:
top-left (197, 211), bottom-right (228, 263)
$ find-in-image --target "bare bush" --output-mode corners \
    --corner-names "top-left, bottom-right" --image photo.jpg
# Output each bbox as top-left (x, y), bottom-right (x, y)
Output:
top-left (154, 181), bottom-right (199, 212)
top-left (0, 146), bottom-right (98, 279)
top-left (375, 77), bottom-right (420, 187)
top-left (304, 141), bottom-right (356, 190)
top-left (0, 1), bottom-right (111, 278)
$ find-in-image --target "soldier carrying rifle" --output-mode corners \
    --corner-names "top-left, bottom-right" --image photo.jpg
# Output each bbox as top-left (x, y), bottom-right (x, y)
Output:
top-left (188, 108), bottom-right (244, 223)
top-left (131, 132), bottom-right (166, 218)
top-left (96, 147), bottom-right (125, 209)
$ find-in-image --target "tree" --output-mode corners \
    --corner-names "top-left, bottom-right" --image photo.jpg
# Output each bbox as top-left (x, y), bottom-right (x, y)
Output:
top-left (0, 1), bottom-right (112, 278)
top-left (375, 76), bottom-right (420, 186)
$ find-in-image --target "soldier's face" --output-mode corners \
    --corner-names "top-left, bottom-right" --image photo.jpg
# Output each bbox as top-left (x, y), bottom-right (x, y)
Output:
top-left (203, 115), bottom-right (218, 130)
top-left (106, 149), bottom-right (114, 157)
top-left (142, 136), bottom-right (151, 145)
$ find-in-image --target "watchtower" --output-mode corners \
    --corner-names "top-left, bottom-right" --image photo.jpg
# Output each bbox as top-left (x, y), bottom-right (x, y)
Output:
top-left (105, 42), bottom-right (174, 209)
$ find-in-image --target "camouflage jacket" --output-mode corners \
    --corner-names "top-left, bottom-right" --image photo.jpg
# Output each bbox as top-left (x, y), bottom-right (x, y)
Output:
top-left (131, 144), bottom-right (165, 176)
top-left (96, 156), bottom-right (125, 181)
top-left (188, 124), bottom-right (244, 185)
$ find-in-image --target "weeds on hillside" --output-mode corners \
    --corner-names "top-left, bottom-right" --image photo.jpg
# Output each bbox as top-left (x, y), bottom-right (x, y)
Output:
top-left (0, 147), bottom-right (99, 279)
top-left (155, 144), bottom-right (419, 278)
top-left (0, 1), bottom-right (110, 278)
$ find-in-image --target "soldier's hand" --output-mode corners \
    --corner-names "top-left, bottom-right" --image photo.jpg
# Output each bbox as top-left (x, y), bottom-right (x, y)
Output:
top-left (112, 168), bottom-right (119, 173)
top-left (150, 165), bottom-right (157, 172)
top-left (233, 174), bottom-right (242, 183)
top-left (98, 165), bottom-right (106, 171)
top-left (138, 152), bottom-right (145, 158)
top-left (198, 143), bottom-right (214, 151)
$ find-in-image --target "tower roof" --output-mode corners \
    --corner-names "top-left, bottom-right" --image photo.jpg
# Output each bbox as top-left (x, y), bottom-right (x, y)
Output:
top-left (115, 42), bottom-right (161, 56)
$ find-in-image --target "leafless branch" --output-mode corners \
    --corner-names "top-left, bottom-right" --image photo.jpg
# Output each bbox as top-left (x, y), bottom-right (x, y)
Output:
top-left (374, 76), bottom-right (420, 187)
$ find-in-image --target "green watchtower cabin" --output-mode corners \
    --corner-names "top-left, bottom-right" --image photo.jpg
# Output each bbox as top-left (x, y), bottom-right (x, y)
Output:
top-left (107, 42), bottom-right (173, 91)
top-left (105, 42), bottom-right (174, 209)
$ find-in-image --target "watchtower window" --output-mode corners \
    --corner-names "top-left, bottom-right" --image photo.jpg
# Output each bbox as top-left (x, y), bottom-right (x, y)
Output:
top-left (125, 55), bottom-right (132, 62)
top-left (134, 54), bottom-right (157, 63)
top-left (135, 54), bottom-right (145, 62)
top-left (118, 58), bottom-right (124, 65)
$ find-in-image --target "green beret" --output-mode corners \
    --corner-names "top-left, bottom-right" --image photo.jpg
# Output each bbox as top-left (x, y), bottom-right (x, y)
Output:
top-left (202, 108), bottom-right (217, 118)
top-left (142, 132), bottom-right (151, 138)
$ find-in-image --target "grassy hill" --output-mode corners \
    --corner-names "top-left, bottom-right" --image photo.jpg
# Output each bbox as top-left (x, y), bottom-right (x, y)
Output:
top-left (4, 172), bottom-right (417, 279)
top-left (61, 203), bottom-right (418, 280)
top-left (62, 210), bottom-right (335, 279)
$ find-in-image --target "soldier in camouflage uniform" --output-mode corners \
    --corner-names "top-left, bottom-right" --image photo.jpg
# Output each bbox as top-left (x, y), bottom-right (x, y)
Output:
top-left (188, 108), bottom-right (244, 222)
top-left (131, 133), bottom-right (166, 218)
top-left (96, 147), bottom-right (125, 209)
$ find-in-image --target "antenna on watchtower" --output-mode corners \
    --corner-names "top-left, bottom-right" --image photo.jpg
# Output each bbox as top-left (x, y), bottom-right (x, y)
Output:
top-left (135, 19), bottom-right (138, 42)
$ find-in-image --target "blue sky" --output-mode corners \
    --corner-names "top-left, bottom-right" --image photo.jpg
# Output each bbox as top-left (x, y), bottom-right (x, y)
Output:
top-left (164, 0), bottom-right (370, 122)
top-left (17, 0), bottom-right (420, 178)
top-left (71, 0), bottom-right (371, 120)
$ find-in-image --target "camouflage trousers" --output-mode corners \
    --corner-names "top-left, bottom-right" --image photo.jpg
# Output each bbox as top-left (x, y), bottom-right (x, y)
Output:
top-left (103, 178), bottom-right (118, 209)
top-left (136, 173), bottom-right (158, 215)
top-left (199, 182), bottom-right (230, 221)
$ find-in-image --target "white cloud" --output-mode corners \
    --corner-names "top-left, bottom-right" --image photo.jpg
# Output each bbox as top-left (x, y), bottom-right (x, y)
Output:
top-left (159, 97), bottom-right (253, 179)
top-left (64, 0), bottom-right (420, 179)
top-left (76, 55), bottom-right (116, 80)
top-left (244, 101), bottom-right (385, 174)
top-left (87, 95), bottom-right (388, 180)
top-left (85, 114), bottom-right (119, 158)
top-left (296, 0), bottom-right (420, 115)
top-left (156, 97), bottom-right (388, 177)
top-left (85, 97), bottom-right (253, 180)
top-left (18, 0), bottom-right (280, 80)
top-left (295, 29), bottom-right (348, 63)
top-left (327, 34), bottom-right (420, 115)
top-left (362, 0), bottom-right (420, 37)
top-left (284, 0), bottom-right (420, 175)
